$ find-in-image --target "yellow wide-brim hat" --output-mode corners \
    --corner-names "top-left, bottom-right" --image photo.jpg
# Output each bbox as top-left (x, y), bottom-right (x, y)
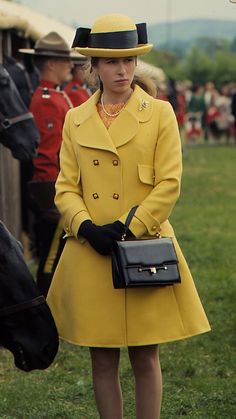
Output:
top-left (72, 14), bottom-right (153, 58)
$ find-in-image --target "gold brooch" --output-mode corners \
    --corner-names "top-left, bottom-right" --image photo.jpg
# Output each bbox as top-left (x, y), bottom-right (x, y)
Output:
top-left (139, 100), bottom-right (149, 111)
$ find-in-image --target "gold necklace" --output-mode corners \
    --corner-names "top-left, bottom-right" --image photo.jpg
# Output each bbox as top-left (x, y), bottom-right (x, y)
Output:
top-left (100, 92), bottom-right (131, 117)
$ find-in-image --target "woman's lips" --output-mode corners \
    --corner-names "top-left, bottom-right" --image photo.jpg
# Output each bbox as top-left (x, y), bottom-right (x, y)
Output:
top-left (115, 79), bottom-right (129, 84)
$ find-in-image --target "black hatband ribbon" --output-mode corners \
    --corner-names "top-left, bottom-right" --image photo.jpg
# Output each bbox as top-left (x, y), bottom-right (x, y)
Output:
top-left (72, 27), bottom-right (91, 48)
top-left (72, 23), bottom-right (148, 49)
top-left (89, 30), bottom-right (138, 49)
top-left (136, 23), bottom-right (148, 44)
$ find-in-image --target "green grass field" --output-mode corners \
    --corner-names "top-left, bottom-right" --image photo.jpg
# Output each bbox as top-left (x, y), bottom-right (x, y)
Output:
top-left (0, 145), bottom-right (236, 418)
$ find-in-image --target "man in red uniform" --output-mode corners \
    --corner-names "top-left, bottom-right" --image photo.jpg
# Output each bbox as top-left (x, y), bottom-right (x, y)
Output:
top-left (19, 32), bottom-right (73, 296)
top-left (64, 54), bottom-right (91, 106)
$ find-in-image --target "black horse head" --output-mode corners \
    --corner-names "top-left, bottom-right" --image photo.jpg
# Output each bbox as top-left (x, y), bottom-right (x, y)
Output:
top-left (0, 65), bottom-right (39, 160)
top-left (0, 221), bottom-right (59, 371)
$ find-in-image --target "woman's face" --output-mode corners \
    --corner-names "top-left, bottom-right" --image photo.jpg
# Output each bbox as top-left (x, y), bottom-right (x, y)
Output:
top-left (96, 57), bottom-right (137, 95)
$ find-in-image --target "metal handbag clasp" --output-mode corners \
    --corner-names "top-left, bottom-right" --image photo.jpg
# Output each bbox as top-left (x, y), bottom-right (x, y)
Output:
top-left (138, 266), bottom-right (167, 274)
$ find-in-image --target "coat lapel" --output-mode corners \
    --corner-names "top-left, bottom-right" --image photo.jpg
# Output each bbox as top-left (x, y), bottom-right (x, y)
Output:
top-left (108, 85), bottom-right (153, 148)
top-left (72, 91), bottom-right (118, 154)
top-left (71, 85), bottom-right (153, 153)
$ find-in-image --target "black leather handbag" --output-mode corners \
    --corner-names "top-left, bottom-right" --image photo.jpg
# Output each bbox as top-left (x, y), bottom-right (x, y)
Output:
top-left (111, 207), bottom-right (181, 289)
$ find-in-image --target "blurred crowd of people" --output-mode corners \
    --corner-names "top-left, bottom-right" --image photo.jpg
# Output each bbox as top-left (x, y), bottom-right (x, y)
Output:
top-left (157, 80), bottom-right (236, 145)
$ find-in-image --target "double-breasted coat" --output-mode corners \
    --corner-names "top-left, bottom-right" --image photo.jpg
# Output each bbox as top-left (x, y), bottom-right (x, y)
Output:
top-left (47, 85), bottom-right (210, 347)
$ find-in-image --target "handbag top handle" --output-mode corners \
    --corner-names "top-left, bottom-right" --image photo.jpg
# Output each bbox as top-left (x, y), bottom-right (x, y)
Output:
top-left (122, 206), bottom-right (161, 240)
top-left (122, 206), bottom-right (138, 240)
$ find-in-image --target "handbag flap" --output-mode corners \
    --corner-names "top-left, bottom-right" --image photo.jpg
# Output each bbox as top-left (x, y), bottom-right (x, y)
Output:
top-left (116, 237), bottom-right (178, 267)
top-left (112, 237), bottom-right (180, 288)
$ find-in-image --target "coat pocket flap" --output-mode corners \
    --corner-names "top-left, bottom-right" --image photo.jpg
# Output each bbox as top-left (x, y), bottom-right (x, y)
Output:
top-left (138, 164), bottom-right (155, 185)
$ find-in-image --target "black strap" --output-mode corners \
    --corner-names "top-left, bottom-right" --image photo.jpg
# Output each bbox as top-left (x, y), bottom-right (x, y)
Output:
top-left (0, 111), bottom-right (34, 131)
top-left (122, 206), bottom-right (138, 239)
top-left (0, 295), bottom-right (45, 318)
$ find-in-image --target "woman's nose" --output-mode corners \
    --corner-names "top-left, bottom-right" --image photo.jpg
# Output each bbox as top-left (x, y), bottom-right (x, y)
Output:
top-left (117, 63), bottom-right (126, 75)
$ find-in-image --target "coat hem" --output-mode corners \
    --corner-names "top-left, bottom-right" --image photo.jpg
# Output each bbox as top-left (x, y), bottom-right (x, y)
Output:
top-left (58, 327), bottom-right (211, 348)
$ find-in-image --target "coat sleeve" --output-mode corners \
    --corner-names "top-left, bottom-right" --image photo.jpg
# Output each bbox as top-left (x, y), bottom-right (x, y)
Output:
top-left (120, 101), bottom-right (182, 237)
top-left (54, 110), bottom-right (92, 237)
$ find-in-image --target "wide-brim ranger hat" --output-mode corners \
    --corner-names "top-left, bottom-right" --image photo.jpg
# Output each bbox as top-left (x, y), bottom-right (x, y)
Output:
top-left (19, 32), bottom-right (74, 59)
top-left (70, 50), bottom-right (90, 65)
top-left (72, 14), bottom-right (153, 58)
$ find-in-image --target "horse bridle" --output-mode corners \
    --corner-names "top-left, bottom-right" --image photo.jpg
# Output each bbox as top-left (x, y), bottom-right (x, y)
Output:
top-left (0, 295), bottom-right (46, 318)
top-left (0, 110), bottom-right (34, 132)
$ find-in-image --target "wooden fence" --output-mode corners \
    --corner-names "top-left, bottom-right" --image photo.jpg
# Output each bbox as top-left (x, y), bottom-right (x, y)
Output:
top-left (0, 144), bottom-right (21, 238)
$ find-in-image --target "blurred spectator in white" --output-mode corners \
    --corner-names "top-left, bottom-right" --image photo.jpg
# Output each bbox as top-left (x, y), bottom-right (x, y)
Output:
top-left (183, 80), bottom-right (193, 107)
top-left (204, 81), bottom-right (217, 141)
top-left (208, 84), bottom-right (233, 143)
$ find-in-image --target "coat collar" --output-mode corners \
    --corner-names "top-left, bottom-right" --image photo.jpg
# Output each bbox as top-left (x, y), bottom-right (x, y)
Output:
top-left (72, 84), bottom-right (153, 153)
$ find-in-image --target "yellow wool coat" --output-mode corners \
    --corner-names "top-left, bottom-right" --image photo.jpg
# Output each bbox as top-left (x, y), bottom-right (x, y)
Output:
top-left (47, 85), bottom-right (210, 347)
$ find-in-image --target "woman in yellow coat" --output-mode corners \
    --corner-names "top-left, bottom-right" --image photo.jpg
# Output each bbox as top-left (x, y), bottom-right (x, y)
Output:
top-left (47, 14), bottom-right (210, 419)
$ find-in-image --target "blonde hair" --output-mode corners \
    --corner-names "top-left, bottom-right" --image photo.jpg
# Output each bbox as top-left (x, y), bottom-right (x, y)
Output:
top-left (133, 75), bottom-right (157, 97)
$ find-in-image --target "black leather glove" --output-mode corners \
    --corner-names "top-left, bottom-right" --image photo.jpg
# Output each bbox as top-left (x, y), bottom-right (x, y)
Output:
top-left (102, 220), bottom-right (135, 240)
top-left (78, 220), bottom-right (121, 255)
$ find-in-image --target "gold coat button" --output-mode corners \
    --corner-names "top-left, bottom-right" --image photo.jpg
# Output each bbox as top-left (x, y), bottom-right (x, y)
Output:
top-left (113, 160), bottom-right (119, 166)
top-left (113, 193), bottom-right (119, 200)
top-left (93, 160), bottom-right (99, 166)
top-left (93, 193), bottom-right (99, 199)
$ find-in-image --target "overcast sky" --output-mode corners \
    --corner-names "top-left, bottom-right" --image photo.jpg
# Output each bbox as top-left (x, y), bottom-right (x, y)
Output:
top-left (18, 0), bottom-right (236, 26)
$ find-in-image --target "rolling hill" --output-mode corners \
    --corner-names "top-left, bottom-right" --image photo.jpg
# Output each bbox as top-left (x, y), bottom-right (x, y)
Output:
top-left (148, 18), bottom-right (236, 49)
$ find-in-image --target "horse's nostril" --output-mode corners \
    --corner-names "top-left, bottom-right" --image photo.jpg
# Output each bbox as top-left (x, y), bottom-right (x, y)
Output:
top-left (14, 343), bottom-right (30, 371)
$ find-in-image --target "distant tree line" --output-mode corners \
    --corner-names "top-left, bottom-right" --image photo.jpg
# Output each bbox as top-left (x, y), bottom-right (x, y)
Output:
top-left (142, 37), bottom-right (236, 87)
